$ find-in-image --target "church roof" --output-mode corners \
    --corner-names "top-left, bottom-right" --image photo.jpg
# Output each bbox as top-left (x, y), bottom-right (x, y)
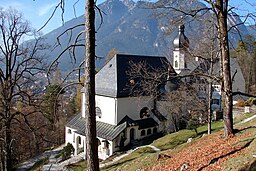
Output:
top-left (95, 54), bottom-right (171, 97)
top-left (66, 113), bottom-right (127, 141)
top-left (66, 113), bottom-right (158, 140)
top-left (151, 109), bottom-right (167, 122)
top-left (118, 115), bottom-right (158, 130)
top-left (233, 92), bottom-right (256, 101)
top-left (173, 24), bottom-right (189, 50)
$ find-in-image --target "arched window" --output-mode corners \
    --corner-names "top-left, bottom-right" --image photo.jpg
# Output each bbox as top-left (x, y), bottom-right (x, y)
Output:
top-left (103, 140), bottom-right (109, 149)
top-left (140, 107), bottom-right (149, 118)
top-left (97, 138), bottom-right (101, 146)
top-left (153, 127), bottom-right (157, 133)
top-left (78, 136), bottom-right (81, 145)
top-left (174, 60), bottom-right (178, 68)
top-left (147, 129), bottom-right (152, 135)
top-left (141, 130), bottom-right (145, 136)
top-left (96, 107), bottom-right (102, 118)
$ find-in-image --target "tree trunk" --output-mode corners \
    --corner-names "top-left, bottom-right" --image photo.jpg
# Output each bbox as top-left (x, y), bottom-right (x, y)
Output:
top-left (208, 37), bottom-right (214, 135)
top-left (208, 79), bottom-right (212, 135)
top-left (3, 121), bottom-right (12, 171)
top-left (216, 0), bottom-right (233, 137)
top-left (84, 0), bottom-right (99, 170)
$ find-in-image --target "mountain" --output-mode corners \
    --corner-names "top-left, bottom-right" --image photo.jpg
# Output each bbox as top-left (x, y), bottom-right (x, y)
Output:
top-left (40, 0), bottom-right (253, 71)
top-left (247, 25), bottom-right (256, 38)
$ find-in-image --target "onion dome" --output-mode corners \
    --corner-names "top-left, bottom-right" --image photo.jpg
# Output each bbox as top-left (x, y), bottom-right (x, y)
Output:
top-left (173, 24), bottom-right (189, 49)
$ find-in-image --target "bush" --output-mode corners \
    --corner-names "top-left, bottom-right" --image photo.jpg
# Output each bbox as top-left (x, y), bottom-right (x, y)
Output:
top-left (234, 100), bottom-right (246, 107)
top-left (245, 98), bottom-right (256, 106)
top-left (60, 143), bottom-right (75, 160)
top-left (187, 117), bottom-right (200, 134)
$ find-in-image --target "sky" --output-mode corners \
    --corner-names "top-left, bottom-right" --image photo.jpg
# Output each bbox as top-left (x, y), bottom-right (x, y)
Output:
top-left (1, 0), bottom-right (255, 35)
top-left (1, 0), bottom-right (90, 34)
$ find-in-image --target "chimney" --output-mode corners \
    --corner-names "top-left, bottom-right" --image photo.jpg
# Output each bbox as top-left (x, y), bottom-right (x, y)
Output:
top-left (81, 87), bottom-right (86, 118)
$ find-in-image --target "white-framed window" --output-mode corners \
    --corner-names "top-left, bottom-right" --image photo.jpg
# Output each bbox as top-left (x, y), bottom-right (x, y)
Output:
top-left (140, 107), bottom-right (149, 118)
top-left (174, 60), bottom-right (178, 68)
top-left (141, 130), bottom-right (146, 136)
top-left (96, 107), bottom-right (102, 118)
top-left (147, 129), bottom-right (152, 135)
top-left (78, 136), bottom-right (81, 145)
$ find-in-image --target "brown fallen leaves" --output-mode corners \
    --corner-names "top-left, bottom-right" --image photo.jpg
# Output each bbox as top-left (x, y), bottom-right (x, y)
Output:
top-left (149, 131), bottom-right (252, 171)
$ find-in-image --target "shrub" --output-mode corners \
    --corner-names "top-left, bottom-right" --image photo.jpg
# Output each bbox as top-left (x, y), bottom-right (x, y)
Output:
top-left (235, 100), bottom-right (245, 107)
top-left (187, 117), bottom-right (200, 134)
top-left (61, 143), bottom-right (75, 160)
top-left (245, 98), bottom-right (256, 106)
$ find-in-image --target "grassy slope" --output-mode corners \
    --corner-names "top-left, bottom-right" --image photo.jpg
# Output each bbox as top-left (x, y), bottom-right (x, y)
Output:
top-left (66, 113), bottom-right (256, 171)
top-left (222, 119), bottom-right (256, 170)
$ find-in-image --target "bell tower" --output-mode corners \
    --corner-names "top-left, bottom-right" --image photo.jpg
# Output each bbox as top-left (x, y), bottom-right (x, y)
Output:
top-left (173, 24), bottom-right (189, 74)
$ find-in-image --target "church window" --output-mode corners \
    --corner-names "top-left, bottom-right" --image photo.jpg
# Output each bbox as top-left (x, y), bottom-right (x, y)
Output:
top-left (103, 140), bottom-right (109, 149)
top-left (141, 130), bottom-right (145, 136)
top-left (78, 136), bottom-right (81, 145)
top-left (147, 129), bottom-right (152, 135)
top-left (153, 127), bottom-right (157, 133)
top-left (96, 107), bottom-right (102, 118)
top-left (129, 79), bottom-right (135, 86)
top-left (68, 129), bottom-right (72, 134)
top-left (140, 107), bottom-right (149, 118)
top-left (174, 60), bottom-right (178, 68)
top-left (97, 138), bottom-right (101, 146)
top-left (213, 99), bottom-right (219, 105)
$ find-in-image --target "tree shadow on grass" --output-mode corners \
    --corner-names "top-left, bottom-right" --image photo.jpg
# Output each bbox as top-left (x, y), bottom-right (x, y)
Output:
top-left (197, 138), bottom-right (255, 171)
top-left (234, 126), bottom-right (256, 133)
top-left (101, 158), bottom-right (135, 170)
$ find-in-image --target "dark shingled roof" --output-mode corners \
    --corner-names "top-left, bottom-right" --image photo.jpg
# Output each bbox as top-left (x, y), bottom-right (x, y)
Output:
top-left (233, 92), bottom-right (256, 101)
top-left (134, 118), bottom-right (158, 129)
top-left (66, 113), bottom-right (127, 141)
top-left (118, 115), bottom-right (158, 130)
top-left (151, 109), bottom-right (167, 121)
top-left (67, 114), bottom-right (159, 140)
top-left (95, 54), bottom-right (172, 97)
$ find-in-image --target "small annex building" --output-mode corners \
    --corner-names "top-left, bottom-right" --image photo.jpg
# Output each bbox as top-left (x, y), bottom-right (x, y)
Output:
top-left (65, 54), bottom-right (170, 159)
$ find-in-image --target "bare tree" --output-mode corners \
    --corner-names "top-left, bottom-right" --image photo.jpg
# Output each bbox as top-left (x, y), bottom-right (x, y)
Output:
top-left (147, 0), bottom-right (256, 137)
top-left (38, 0), bottom-right (100, 169)
top-left (126, 60), bottom-right (207, 133)
top-left (84, 0), bottom-right (100, 170)
top-left (0, 8), bottom-right (47, 170)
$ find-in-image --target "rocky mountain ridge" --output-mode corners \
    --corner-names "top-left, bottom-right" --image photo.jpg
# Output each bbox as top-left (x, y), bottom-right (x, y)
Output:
top-left (40, 0), bottom-right (255, 71)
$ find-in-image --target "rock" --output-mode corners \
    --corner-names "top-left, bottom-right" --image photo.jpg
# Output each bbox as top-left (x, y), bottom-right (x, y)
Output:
top-left (187, 138), bottom-right (193, 143)
top-left (157, 153), bottom-right (171, 160)
top-left (180, 163), bottom-right (189, 171)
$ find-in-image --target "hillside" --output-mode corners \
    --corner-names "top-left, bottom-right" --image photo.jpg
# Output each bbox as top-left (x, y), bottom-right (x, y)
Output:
top-left (65, 112), bottom-right (256, 171)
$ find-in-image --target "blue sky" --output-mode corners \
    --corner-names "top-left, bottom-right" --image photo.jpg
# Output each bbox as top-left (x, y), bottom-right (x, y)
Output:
top-left (1, 0), bottom-right (89, 34)
top-left (1, 0), bottom-right (255, 35)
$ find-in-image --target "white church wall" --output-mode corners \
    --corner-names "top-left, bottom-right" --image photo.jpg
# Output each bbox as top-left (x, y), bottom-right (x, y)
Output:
top-left (95, 95), bottom-right (117, 125)
top-left (65, 127), bottom-right (77, 148)
top-left (97, 137), bottom-right (113, 160)
top-left (65, 127), bottom-right (85, 155)
top-left (173, 50), bottom-right (185, 70)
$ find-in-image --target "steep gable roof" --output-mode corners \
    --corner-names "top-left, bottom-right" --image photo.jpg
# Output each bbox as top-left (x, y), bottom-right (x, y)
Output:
top-left (95, 54), bottom-right (171, 97)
